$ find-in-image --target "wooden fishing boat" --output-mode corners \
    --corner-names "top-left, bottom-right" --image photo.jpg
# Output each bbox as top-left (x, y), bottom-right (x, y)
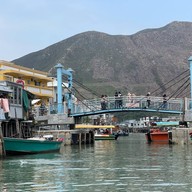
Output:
top-left (145, 129), bottom-right (170, 143)
top-left (3, 136), bottom-right (62, 155)
top-left (94, 133), bottom-right (118, 140)
top-left (75, 124), bottom-right (119, 140)
top-left (116, 130), bottom-right (129, 136)
top-left (94, 127), bottom-right (119, 140)
top-left (145, 121), bottom-right (179, 143)
top-left (145, 121), bottom-right (181, 143)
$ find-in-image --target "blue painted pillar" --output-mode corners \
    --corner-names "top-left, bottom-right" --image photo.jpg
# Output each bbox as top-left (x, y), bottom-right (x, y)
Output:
top-left (55, 63), bottom-right (63, 113)
top-left (67, 68), bottom-right (73, 112)
top-left (188, 56), bottom-right (192, 100)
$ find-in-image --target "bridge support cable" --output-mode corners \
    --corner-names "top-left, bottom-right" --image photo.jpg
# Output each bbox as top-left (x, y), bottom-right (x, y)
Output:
top-left (126, 70), bottom-right (189, 109)
top-left (167, 77), bottom-right (190, 99)
top-left (174, 83), bottom-right (190, 98)
top-left (152, 69), bottom-right (189, 93)
top-left (178, 84), bottom-right (190, 98)
top-left (157, 78), bottom-right (189, 110)
top-left (61, 75), bottom-right (100, 98)
top-left (188, 56), bottom-right (192, 99)
top-left (153, 70), bottom-right (189, 96)
top-left (73, 78), bottom-right (101, 98)
top-left (120, 69), bottom-right (189, 111)
top-left (62, 83), bottom-right (98, 113)
top-left (61, 75), bottom-right (103, 113)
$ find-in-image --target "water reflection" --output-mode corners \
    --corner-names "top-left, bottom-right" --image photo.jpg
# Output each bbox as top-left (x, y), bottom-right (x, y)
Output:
top-left (1, 134), bottom-right (192, 191)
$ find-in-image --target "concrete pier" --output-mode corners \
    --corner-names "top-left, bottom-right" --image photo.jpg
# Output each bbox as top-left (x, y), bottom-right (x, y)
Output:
top-left (36, 129), bottom-right (94, 145)
top-left (171, 128), bottom-right (192, 145)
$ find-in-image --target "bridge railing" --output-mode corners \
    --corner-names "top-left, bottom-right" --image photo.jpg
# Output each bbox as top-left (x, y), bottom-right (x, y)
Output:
top-left (71, 95), bottom-right (184, 114)
top-left (185, 98), bottom-right (192, 110)
top-left (32, 96), bottom-right (184, 117)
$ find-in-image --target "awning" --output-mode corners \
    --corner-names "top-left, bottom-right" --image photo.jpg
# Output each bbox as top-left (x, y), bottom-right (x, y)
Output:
top-left (32, 99), bottom-right (41, 105)
top-left (23, 90), bottom-right (29, 112)
top-left (75, 124), bottom-right (115, 129)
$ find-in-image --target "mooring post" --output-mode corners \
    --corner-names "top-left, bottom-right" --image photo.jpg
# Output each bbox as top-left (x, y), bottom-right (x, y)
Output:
top-left (0, 122), bottom-right (6, 157)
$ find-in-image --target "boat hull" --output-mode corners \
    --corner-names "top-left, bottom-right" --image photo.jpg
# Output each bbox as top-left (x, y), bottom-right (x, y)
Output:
top-left (150, 132), bottom-right (169, 142)
top-left (145, 129), bottom-right (172, 143)
top-left (95, 134), bottom-right (118, 140)
top-left (3, 137), bottom-right (62, 155)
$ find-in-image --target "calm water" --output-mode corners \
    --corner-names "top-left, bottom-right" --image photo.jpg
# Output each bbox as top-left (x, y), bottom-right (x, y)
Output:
top-left (1, 133), bottom-right (192, 192)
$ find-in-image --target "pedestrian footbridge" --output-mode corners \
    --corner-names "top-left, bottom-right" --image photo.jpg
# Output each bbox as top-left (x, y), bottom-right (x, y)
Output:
top-left (33, 95), bottom-right (192, 122)
top-left (68, 96), bottom-right (188, 117)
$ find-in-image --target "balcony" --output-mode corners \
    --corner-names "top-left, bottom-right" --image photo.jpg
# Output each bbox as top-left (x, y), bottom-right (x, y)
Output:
top-left (24, 84), bottom-right (53, 98)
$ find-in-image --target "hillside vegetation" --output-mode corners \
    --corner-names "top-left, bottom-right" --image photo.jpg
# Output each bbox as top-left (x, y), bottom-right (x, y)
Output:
top-left (12, 21), bottom-right (192, 97)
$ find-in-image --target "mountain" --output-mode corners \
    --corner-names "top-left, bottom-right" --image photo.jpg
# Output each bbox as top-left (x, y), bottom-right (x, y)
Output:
top-left (12, 21), bottom-right (192, 96)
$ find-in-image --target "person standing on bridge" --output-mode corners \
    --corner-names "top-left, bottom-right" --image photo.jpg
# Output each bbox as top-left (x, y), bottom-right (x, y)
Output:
top-left (115, 91), bottom-right (118, 108)
top-left (101, 95), bottom-right (106, 110)
top-left (104, 95), bottom-right (108, 109)
top-left (146, 92), bottom-right (151, 108)
top-left (118, 91), bottom-right (123, 108)
top-left (162, 93), bottom-right (167, 109)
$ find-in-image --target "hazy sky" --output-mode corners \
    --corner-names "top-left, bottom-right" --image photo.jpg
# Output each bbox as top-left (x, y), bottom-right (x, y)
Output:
top-left (1, 0), bottom-right (192, 61)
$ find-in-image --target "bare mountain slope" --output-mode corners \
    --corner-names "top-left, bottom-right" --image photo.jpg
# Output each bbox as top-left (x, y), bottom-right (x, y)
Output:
top-left (12, 21), bottom-right (192, 95)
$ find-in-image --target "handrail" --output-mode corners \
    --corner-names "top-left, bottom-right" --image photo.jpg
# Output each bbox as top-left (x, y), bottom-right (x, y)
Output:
top-left (32, 95), bottom-right (185, 117)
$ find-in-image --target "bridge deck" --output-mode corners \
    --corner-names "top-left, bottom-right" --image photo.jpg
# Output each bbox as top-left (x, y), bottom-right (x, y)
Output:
top-left (71, 96), bottom-right (184, 116)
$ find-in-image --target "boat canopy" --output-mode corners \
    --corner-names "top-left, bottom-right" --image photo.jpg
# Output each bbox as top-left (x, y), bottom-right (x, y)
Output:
top-left (152, 121), bottom-right (179, 126)
top-left (75, 124), bottom-right (115, 129)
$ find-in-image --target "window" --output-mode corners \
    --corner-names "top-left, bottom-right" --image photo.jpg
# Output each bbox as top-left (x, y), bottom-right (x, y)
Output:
top-left (10, 85), bottom-right (22, 105)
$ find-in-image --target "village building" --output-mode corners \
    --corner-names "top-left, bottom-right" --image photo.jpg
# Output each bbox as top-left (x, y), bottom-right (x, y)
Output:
top-left (0, 60), bottom-right (54, 105)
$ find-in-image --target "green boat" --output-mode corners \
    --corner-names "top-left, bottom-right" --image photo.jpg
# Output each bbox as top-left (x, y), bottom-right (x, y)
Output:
top-left (3, 137), bottom-right (62, 155)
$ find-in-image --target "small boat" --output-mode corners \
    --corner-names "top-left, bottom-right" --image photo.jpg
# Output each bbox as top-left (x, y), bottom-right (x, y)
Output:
top-left (116, 130), bottom-right (129, 136)
top-left (145, 128), bottom-right (172, 143)
top-left (94, 133), bottom-right (118, 140)
top-left (3, 135), bottom-right (63, 155)
top-left (74, 124), bottom-right (119, 140)
top-left (145, 121), bottom-right (180, 143)
top-left (94, 127), bottom-right (119, 140)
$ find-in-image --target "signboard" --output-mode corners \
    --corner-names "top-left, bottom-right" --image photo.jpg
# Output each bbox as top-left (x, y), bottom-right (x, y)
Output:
top-left (16, 79), bottom-right (24, 89)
